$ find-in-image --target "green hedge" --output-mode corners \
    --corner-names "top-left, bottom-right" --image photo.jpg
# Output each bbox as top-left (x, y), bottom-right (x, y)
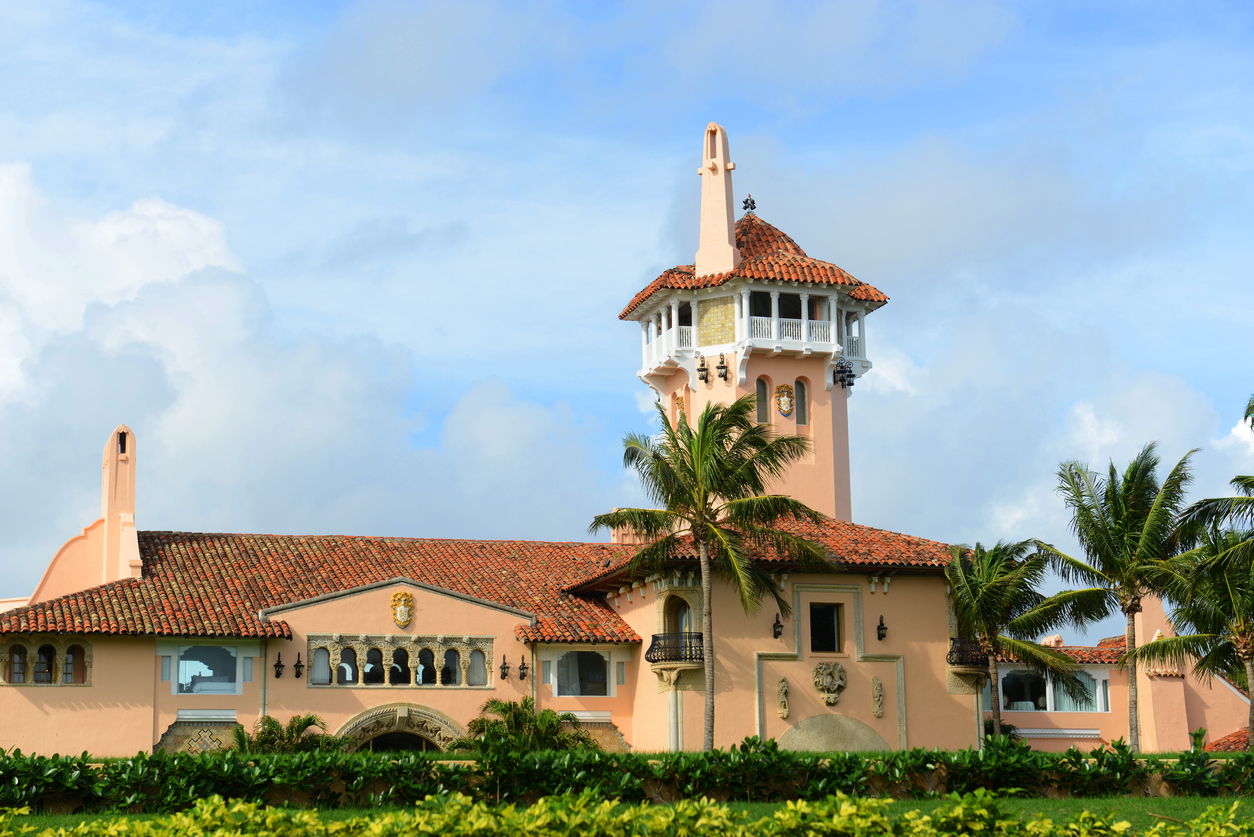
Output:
top-left (3, 736), bottom-right (1253, 813)
top-left (4, 791), bottom-right (1254, 837)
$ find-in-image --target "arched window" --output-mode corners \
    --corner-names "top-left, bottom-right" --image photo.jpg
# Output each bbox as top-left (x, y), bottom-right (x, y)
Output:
top-left (416, 649), bottom-right (437, 685)
top-left (337, 648), bottom-right (358, 685)
top-left (363, 648), bottom-right (385, 684)
top-left (756, 378), bottom-right (769, 423)
top-left (794, 379), bottom-right (808, 426)
top-left (467, 650), bottom-right (488, 686)
top-left (390, 649), bottom-right (410, 685)
top-left (34, 645), bottom-right (55, 684)
top-left (666, 597), bottom-right (693, 634)
top-left (8, 645), bottom-right (26, 684)
top-left (442, 649), bottom-right (461, 686)
top-left (64, 645), bottom-right (86, 684)
top-left (311, 648), bottom-right (332, 685)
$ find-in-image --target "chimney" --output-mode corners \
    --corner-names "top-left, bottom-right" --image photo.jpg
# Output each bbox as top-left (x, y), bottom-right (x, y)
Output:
top-left (693, 122), bottom-right (742, 277)
top-left (101, 425), bottom-right (142, 583)
top-left (1042, 634), bottom-right (1065, 648)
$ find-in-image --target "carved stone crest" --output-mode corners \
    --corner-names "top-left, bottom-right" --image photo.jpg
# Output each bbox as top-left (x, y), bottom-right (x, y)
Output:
top-left (812, 661), bottom-right (847, 706)
top-left (775, 384), bottom-right (794, 417)
top-left (872, 675), bottom-right (884, 718)
top-left (777, 677), bottom-right (789, 719)
top-left (391, 591), bottom-right (414, 628)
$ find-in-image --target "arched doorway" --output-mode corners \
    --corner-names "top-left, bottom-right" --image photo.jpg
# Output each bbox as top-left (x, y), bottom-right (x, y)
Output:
top-left (334, 702), bottom-right (466, 753)
top-left (360, 731), bottom-right (441, 752)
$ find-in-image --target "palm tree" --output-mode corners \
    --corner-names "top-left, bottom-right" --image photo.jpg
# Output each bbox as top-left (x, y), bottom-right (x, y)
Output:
top-left (1037, 442), bottom-right (1196, 752)
top-left (945, 540), bottom-right (1103, 736)
top-left (449, 697), bottom-right (597, 752)
top-left (590, 394), bottom-right (830, 751)
top-left (1124, 527), bottom-right (1254, 750)
top-left (1176, 393), bottom-right (1254, 563)
top-left (231, 713), bottom-right (351, 754)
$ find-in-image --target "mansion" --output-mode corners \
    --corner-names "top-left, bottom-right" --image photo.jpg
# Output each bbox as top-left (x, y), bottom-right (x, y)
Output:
top-left (0, 124), bottom-right (1247, 756)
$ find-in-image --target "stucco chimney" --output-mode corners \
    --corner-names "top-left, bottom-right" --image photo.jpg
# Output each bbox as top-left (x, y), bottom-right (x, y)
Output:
top-left (101, 425), bottom-right (142, 582)
top-left (693, 122), bottom-right (742, 277)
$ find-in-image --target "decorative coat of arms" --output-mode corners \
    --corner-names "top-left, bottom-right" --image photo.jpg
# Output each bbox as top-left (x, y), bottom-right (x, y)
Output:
top-left (391, 591), bottom-right (414, 628)
top-left (775, 384), bottom-right (794, 417)
top-left (812, 661), bottom-right (847, 706)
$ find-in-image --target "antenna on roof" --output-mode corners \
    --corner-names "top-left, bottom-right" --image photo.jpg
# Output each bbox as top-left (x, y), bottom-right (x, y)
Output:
top-left (743, 194), bottom-right (756, 213)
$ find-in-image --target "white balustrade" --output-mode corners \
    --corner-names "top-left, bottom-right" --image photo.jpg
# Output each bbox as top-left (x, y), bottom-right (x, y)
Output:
top-left (665, 328), bottom-right (675, 354)
top-left (845, 335), bottom-right (862, 357)
top-left (678, 326), bottom-right (693, 348)
top-left (750, 317), bottom-right (772, 339)
top-left (779, 318), bottom-right (803, 341)
top-left (808, 320), bottom-right (832, 343)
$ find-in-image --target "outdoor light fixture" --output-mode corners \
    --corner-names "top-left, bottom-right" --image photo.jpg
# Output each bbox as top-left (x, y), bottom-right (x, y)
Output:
top-left (273, 652), bottom-right (285, 679)
top-left (518, 657), bottom-right (529, 681)
top-left (717, 353), bottom-right (728, 381)
top-left (834, 358), bottom-right (856, 390)
top-left (293, 653), bottom-right (304, 679)
top-left (877, 616), bottom-right (887, 641)
top-left (500, 654), bottom-right (510, 680)
top-left (696, 354), bottom-right (709, 383)
top-left (772, 613), bottom-right (783, 639)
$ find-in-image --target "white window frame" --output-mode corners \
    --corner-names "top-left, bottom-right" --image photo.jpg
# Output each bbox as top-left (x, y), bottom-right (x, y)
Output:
top-left (156, 640), bottom-right (260, 697)
top-left (536, 646), bottom-right (630, 698)
top-left (984, 666), bottom-right (1111, 713)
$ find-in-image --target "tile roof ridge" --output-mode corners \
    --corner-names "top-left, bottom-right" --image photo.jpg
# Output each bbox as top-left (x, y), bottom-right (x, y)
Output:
top-left (139, 530), bottom-right (627, 548)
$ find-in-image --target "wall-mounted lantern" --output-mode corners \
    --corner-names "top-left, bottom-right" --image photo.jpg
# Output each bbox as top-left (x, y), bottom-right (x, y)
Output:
top-left (273, 652), bottom-right (285, 679)
top-left (717, 353), bottom-right (728, 381)
top-left (772, 613), bottom-right (783, 639)
top-left (500, 654), bottom-right (510, 680)
top-left (877, 616), bottom-right (887, 641)
top-left (293, 653), bottom-right (304, 679)
top-left (518, 657), bottom-right (529, 681)
top-left (697, 354), bottom-right (709, 383)
top-left (835, 358), bottom-right (856, 390)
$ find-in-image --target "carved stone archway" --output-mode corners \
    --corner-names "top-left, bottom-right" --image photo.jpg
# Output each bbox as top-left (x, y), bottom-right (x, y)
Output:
top-left (334, 702), bottom-right (466, 752)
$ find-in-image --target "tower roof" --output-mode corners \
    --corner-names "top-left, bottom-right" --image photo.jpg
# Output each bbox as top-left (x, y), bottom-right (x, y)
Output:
top-left (621, 213), bottom-right (888, 319)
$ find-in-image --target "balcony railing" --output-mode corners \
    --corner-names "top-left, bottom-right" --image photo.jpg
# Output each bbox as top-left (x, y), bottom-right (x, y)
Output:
top-left (946, 638), bottom-right (989, 668)
top-left (844, 335), bottom-right (862, 357)
top-left (778, 318), bottom-right (803, 341)
top-left (677, 326), bottom-right (693, 348)
top-left (808, 320), bottom-right (832, 343)
top-left (750, 316), bottom-right (772, 339)
top-left (644, 632), bottom-right (704, 664)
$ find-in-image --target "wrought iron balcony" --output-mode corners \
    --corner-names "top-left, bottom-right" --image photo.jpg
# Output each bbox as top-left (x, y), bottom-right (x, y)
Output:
top-left (947, 638), bottom-right (989, 668)
top-left (644, 632), bottom-right (704, 664)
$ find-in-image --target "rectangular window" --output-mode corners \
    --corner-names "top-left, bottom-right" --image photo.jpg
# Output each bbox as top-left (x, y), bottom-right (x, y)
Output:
top-left (1101, 678), bottom-right (1110, 712)
top-left (160, 656), bottom-right (171, 682)
top-left (809, 603), bottom-right (842, 653)
top-left (178, 645), bottom-right (238, 695)
top-left (555, 651), bottom-right (608, 696)
top-left (243, 657), bottom-right (254, 683)
top-left (795, 380), bottom-right (808, 426)
top-left (542, 660), bottom-right (552, 685)
top-left (616, 661), bottom-right (627, 686)
top-left (1052, 671), bottom-right (1097, 712)
top-left (1001, 670), bottom-right (1047, 711)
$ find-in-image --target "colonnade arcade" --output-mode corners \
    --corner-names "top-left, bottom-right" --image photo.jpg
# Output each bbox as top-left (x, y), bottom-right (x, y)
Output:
top-left (306, 633), bottom-right (494, 688)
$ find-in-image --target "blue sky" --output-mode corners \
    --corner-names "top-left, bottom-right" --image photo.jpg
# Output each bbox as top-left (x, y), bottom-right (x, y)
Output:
top-left (1, 1), bottom-right (1252, 643)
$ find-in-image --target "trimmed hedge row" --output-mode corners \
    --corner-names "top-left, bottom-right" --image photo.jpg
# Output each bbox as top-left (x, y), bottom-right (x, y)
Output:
top-left (2, 736), bottom-right (1253, 813)
top-left (4, 791), bottom-right (1254, 837)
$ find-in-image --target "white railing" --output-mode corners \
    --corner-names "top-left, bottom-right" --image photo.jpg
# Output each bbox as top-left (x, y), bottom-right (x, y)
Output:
top-left (779, 318), bottom-right (803, 341)
top-left (678, 326), bottom-right (693, 348)
top-left (750, 317), bottom-right (772, 339)
top-left (664, 328), bottom-right (675, 354)
top-left (808, 320), bottom-right (832, 343)
top-left (844, 335), bottom-right (862, 357)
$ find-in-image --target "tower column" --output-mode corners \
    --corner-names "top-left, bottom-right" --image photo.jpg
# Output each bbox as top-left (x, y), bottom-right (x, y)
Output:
top-left (641, 322), bottom-right (649, 368)
top-left (741, 288), bottom-right (751, 339)
top-left (800, 292), bottom-right (809, 342)
top-left (857, 309), bottom-right (866, 357)
top-left (770, 290), bottom-right (780, 341)
top-left (829, 294), bottom-right (839, 348)
top-left (670, 299), bottom-right (680, 353)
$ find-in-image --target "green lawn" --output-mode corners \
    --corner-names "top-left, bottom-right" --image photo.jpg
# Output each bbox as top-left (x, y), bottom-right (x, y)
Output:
top-left (14, 797), bottom-right (1252, 834)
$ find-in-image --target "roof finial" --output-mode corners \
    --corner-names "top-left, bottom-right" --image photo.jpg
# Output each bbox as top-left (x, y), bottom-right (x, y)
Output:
top-left (743, 194), bottom-right (755, 213)
top-left (694, 122), bottom-right (743, 277)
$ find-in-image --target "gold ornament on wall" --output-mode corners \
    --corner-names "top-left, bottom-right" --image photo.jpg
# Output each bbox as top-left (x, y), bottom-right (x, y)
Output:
top-left (391, 591), bottom-right (414, 628)
top-left (675, 396), bottom-right (685, 417)
top-left (775, 384), bottom-right (794, 417)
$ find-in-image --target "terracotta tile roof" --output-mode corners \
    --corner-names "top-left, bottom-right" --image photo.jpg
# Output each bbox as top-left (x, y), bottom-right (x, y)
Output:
top-left (0, 533), bottom-right (641, 644)
top-left (1207, 728), bottom-right (1250, 752)
top-left (620, 214), bottom-right (889, 319)
top-left (1097, 635), bottom-right (1125, 648)
top-left (994, 637), bottom-right (1124, 665)
top-left (565, 516), bottom-right (951, 592)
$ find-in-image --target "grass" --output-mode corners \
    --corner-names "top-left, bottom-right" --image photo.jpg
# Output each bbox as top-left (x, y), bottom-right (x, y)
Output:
top-left (14, 797), bottom-right (1253, 834)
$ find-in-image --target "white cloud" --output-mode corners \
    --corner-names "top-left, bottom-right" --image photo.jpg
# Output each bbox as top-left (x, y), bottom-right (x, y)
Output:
top-left (1065, 403), bottom-right (1123, 463)
top-left (1216, 416), bottom-right (1254, 457)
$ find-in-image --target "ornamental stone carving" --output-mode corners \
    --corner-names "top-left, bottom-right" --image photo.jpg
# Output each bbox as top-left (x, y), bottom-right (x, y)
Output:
top-left (812, 661), bottom-right (847, 706)
top-left (306, 633), bottom-right (494, 688)
top-left (336, 703), bottom-right (465, 751)
top-left (777, 677), bottom-right (789, 719)
top-left (872, 676), bottom-right (884, 718)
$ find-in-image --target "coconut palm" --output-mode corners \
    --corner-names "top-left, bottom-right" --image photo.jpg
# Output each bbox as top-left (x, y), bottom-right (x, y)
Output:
top-left (231, 713), bottom-right (351, 754)
top-left (590, 394), bottom-right (830, 751)
top-left (1176, 394), bottom-right (1254, 563)
top-left (449, 697), bottom-right (596, 752)
top-left (945, 539), bottom-right (1104, 736)
top-left (1124, 527), bottom-right (1254, 750)
top-left (1036, 443), bottom-right (1196, 751)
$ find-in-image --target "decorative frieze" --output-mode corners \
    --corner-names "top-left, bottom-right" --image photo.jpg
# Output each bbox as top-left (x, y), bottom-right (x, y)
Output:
top-left (0, 636), bottom-right (93, 687)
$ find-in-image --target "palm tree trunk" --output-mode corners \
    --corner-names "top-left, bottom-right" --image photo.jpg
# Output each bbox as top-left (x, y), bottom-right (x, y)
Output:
top-left (987, 657), bottom-right (1002, 737)
top-left (698, 538), bottom-right (715, 752)
top-left (1245, 659), bottom-right (1254, 752)
top-left (1126, 609), bottom-right (1140, 752)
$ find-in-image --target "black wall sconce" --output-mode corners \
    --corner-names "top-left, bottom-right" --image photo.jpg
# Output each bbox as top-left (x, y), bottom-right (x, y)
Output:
top-left (717, 353), bottom-right (728, 381)
top-left (772, 613), bottom-right (783, 639)
top-left (696, 354), bottom-right (709, 383)
top-left (273, 652), bottom-right (285, 678)
top-left (518, 657), bottom-right (529, 681)
top-left (293, 653), bottom-right (304, 679)
top-left (835, 358), bottom-right (856, 390)
top-left (877, 616), bottom-right (887, 641)
top-left (499, 654), bottom-right (510, 680)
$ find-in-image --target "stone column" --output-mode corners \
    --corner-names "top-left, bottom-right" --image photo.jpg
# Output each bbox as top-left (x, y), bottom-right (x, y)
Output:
top-left (800, 292), bottom-right (809, 342)
top-left (770, 290), bottom-right (780, 340)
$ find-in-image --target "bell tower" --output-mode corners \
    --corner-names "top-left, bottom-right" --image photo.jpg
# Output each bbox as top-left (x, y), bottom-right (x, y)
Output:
top-left (619, 123), bottom-right (887, 521)
top-left (101, 425), bottom-right (143, 583)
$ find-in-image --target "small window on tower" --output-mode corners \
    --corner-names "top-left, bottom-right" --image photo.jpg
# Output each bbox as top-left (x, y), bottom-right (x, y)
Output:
top-left (756, 378), bottom-right (769, 423)
top-left (118, 432), bottom-right (127, 454)
top-left (795, 380), bottom-right (809, 426)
